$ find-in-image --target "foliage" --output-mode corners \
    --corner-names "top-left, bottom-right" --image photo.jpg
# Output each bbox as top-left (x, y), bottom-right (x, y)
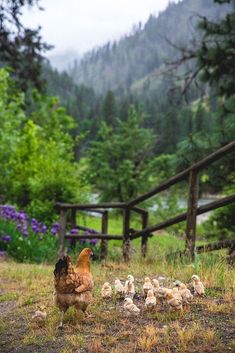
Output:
top-left (87, 107), bottom-right (157, 202)
top-left (0, 0), bottom-right (51, 93)
top-left (0, 68), bottom-right (89, 220)
top-left (102, 90), bottom-right (117, 125)
top-left (0, 205), bottom-right (100, 262)
top-left (197, 0), bottom-right (235, 97)
top-left (43, 64), bottom-right (101, 152)
top-left (0, 206), bottom-right (58, 262)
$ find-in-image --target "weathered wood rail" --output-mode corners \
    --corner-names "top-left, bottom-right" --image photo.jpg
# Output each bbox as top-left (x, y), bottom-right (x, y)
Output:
top-left (56, 141), bottom-right (235, 261)
top-left (167, 238), bottom-right (235, 260)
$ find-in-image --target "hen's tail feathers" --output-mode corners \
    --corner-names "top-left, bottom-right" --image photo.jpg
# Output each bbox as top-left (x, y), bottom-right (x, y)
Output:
top-left (54, 256), bottom-right (71, 277)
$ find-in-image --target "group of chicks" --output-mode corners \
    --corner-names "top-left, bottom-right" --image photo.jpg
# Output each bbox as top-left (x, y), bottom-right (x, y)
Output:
top-left (101, 274), bottom-right (205, 316)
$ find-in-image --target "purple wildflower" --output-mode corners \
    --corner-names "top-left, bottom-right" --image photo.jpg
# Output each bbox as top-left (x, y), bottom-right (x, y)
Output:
top-left (32, 224), bottom-right (39, 233)
top-left (71, 228), bottom-right (78, 235)
top-left (22, 227), bottom-right (28, 237)
top-left (1, 234), bottom-right (11, 242)
top-left (17, 223), bottom-right (22, 231)
top-left (51, 222), bottom-right (60, 235)
top-left (41, 224), bottom-right (47, 234)
top-left (51, 227), bottom-right (58, 235)
top-left (90, 239), bottom-right (98, 246)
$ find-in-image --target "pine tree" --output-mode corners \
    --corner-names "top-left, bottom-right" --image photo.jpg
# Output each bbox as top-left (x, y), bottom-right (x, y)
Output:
top-left (0, 1), bottom-right (51, 93)
top-left (102, 91), bottom-right (117, 125)
top-left (197, 0), bottom-right (235, 97)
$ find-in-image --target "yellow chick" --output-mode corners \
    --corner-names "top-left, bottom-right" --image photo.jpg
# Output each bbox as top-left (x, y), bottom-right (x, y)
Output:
top-left (191, 275), bottom-right (205, 296)
top-left (145, 289), bottom-right (156, 312)
top-left (152, 279), bottom-right (160, 295)
top-left (101, 282), bottom-right (112, 299)
top-left (114, 279), bottom-right (125, 298)
top-left (143, 277), bottom-right (153, 298)
top-left (157, 287), bottom-right (171, 301)
top-left (124, 298), bottom-right (140, 316)
top-left (124, 274), bottom-right (135, 299)
top-left (177, 283), bottom-right (193, 303)
top-left (172, 287), bottom-right (183, 301)
top-left (165, 292), bottom-right (182, 311)
top-left (32, 305), bottom-right (47, 321)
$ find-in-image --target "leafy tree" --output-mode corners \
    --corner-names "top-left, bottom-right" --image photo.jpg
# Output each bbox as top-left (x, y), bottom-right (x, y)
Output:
top-left (0, 0), bottom-right (50, 93)
top-left (0, 68), bottom-right (88, 220)
top-left (87, 107), bottom-right (157, 202)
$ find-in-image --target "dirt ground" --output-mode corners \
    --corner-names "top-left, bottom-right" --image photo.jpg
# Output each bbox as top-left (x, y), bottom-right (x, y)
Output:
top-left (0, 260), bottom-right (235, 353)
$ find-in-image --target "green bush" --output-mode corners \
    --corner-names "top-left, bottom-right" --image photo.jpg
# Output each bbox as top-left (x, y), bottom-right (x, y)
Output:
top-left (0, 205), bottom-right (101, 263)
top-left (0, 68), bottom-right (89, 221)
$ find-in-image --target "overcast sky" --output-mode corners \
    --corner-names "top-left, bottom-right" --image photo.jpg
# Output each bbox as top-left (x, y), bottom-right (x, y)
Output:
top-left (22, 0), bottom-right (177, 57)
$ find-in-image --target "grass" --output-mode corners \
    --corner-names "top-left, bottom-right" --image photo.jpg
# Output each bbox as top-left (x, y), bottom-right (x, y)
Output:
top-left (0, 246), bottom-right (235, 353)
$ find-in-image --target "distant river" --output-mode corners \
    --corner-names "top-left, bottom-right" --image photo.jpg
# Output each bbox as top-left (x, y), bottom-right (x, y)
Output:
top-left (151, 197), bottom-right (218, 224)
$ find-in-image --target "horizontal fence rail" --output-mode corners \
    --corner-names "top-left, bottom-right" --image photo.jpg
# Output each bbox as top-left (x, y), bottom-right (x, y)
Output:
top-left (168, 238), bottom-right (235, 260)
top-left (56, 202), bottom-right (125, 210)
top-left (65, 234), bottom-right (123, 240)
top-left (56, 141), bottom-right (235, 261)
top-left (131, 194), bottom-right (235, 239)
top-left (127, 141), bottom-right (235, 208)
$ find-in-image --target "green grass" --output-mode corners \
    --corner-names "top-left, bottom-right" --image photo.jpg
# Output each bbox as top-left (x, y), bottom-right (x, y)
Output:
top-left (0, 255), bottom-right (234, 353)
top-left (76, 212), bottom-right (211, 263)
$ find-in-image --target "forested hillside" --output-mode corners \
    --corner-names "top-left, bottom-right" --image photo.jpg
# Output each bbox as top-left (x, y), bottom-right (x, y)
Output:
top-left (69, 0), bottom-right (232, 96)
top-left (1, 0), bottom-right (234, 242)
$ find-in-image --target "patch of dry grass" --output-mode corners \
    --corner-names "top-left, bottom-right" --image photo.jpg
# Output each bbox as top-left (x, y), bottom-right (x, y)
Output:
top-left (0, 256), bottom-right (235, 353)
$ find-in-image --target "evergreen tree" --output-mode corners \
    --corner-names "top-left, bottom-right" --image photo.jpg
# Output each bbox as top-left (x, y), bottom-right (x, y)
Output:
top-left (0, 0), bottom-right (51, 93)
top-left (197, 0), bottom-right (235, 97)
top-left (102, 90), bottom-right (117, 125)
top-left (87, 107), bottom-right (157, 202)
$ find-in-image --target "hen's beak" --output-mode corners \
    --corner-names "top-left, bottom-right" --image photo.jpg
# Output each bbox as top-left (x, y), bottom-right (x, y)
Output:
top-left (90, 250), bottom-right (94, 257)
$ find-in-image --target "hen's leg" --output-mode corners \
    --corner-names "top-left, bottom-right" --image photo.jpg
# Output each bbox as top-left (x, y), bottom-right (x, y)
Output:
top-left (58, 309), bottom-right (67, 329)
top-left (82, 308), bottom-right (94, 318)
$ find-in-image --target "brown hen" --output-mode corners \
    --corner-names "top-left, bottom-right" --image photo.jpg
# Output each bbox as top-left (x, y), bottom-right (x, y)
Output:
top-left (53, 248), bottom-right (94, 328)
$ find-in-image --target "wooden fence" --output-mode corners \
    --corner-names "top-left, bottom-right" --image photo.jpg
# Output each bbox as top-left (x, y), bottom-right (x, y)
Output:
top-left (56, 141), bottom-right (235, 261)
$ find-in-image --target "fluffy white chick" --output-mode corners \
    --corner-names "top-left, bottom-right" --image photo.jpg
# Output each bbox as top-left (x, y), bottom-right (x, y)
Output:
top-left (191, 275), bottom-right (205, 296)
top-left (152, 279), bottom-right (160, 295)
top-left (157, 287), bottom-right (171, 301)
top-left (143, 277), bottom-right (153, 298)
top-left (172, 287), bottom-right (183, 301)
top-left (165, 292), bottom-right (183, 311)
top-left (114, 279), bottom-right (125, 298)
top-left (125, 274), bottom-right (135, 299)
top-left (32, 305), bottom-right (47, 321)
top-left (101, 282), bottom-right (112, 299)
top-left (145, 289), bottom-right (156, 312)
top-left (124, 298), bottom-right (140, 316)
top-left (177, 283), bottom-right (193, 303)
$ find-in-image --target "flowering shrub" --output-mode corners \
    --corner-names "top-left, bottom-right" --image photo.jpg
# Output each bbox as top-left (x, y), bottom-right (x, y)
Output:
top-left (0, 205), bottom-right (59, 262)
top-left (0, 205), bottom-right (100, 262)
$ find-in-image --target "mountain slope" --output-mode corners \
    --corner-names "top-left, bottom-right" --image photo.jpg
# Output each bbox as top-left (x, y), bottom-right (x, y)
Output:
top-left (69, 0), bottom-right (232, 96)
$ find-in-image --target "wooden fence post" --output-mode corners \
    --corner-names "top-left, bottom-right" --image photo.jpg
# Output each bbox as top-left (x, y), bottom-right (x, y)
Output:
top-left (185, 170), bottom-right (199, 261)
top-left (100, 211), bottom-right (108, 261)
top-left (141, 212), bottom-right (149, 258)
top-left (70, 209), bottom-right (77, 248)
top-left (123, 208), bottom-right (131, 262)
top-left (57, 209), bottom-right (67, 259)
